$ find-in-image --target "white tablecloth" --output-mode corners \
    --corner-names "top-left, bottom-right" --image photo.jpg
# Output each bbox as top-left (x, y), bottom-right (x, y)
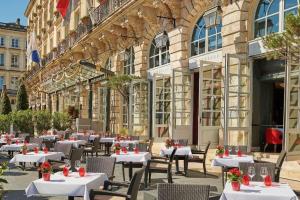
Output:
top-left (211, 155), bottom-right (254, 168)
top-left (100, 137), bottom-right (115, 143)
top-left (160, 147), bottom-right (193, 158)
top-left (0, 137), bottom-right (23, 144)
top-left (0, 143), bottom-right (39, 151)
top-left (39, 135), bottom-right (58, 141)
top-left (89, 135), bottom-right (99, 141)
top-left (26, 172), bottom-right (108, 200)
top-left (111, 152), bottom-right (151, 165)
top-left (57, 140), bottom-right (87, 148)
top-left (220, 181), bottom-right (298, 200)
top-left (10, 152), bottom-right (64, 163)
top-left (114, 140), bottom-right (139, 147)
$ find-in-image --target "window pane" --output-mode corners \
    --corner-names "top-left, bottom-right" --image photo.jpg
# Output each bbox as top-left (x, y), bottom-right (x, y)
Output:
top-left (256, 0), bottom-right (270, 19)
top-left (217, 34), bottom-right (222, 49)
top-left (268, 0), bottom-right (280, 15)
top-left (208, 27), bottom-right (216, 36)
top-left (255, 19), bottom-right (266, 37)
top-left (267, 14), bottom-right (279, 34)
top-left (284, 0), bottom-right (298, 9)
top-left (208, 36), bottom-right (216, 51)
top-left (199, 40), bottom-right (205, 54)
top-left (191, 42), bottom-right (198, 56)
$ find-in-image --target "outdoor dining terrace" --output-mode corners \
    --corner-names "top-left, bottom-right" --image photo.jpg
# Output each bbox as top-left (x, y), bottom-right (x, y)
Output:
top-left (0, 131), bottom-right (298, 200)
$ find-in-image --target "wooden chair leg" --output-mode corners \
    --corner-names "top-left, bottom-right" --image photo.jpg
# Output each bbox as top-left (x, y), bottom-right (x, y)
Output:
top-left (149, 172), bottom-right (152, 183)
top-left (122, 163), bottom-right (125, 182)
top-left (274, 144), bottom-right (277, 153)
top-left (203, 161), bottom-right (207, 176)
top-left (264, 143), bottom-right (268, 152)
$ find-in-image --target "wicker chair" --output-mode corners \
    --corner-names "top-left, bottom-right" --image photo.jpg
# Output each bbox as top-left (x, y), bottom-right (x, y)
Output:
top-left (144, 148), bottom-right (177, 188)
top-left (122, 143), bottom-right (149, 181)
top-left (49, 148), bottom-right (84, 172)
top-left (89, 167), bottom-right (145, 200)
top-left (86, 157), bottom-right (116, 180)
top-left (188, 141), bottom-right (211, 176)
top-left (157, 183), bottom-right (210, 200)
top-left (29, 138), bottom-right (43, 148)
top-left (239, 162), bottom-right (276, 182)
top-left (54, 143), bottom-right (72, 159)
top-left (84, 137), bottom-right (100, 157)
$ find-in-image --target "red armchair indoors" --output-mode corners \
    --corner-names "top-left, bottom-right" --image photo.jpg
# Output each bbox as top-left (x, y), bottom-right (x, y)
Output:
top-left (264, 128), bottom-right (283, 152)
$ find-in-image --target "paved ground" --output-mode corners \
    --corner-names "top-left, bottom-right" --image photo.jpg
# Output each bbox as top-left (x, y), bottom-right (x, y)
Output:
top-left (0, 155), bottom-right (223, 200)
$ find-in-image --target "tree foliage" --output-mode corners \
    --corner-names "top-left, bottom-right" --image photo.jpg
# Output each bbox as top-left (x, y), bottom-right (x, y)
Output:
top-left (263, 9), bottom-right (300, 60)
top-left (52, 112), bottom-right (71, 131)
top-left (10, 110), bottom-right (34, 134)
top-left (0, 88), bottom-right (11, 115)
top-left (16, 83), bottom-right (29, 111)
top-left (34, 110), bottom-right (52, 134)
top-left (0, 115), bottom-right (10, 133)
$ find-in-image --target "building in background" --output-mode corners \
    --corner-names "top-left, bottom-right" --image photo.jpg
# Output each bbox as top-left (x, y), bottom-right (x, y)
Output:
top-left (0, 19), bottom-right (27, 109)
top-left (24, 0), bottom-right (300, 160)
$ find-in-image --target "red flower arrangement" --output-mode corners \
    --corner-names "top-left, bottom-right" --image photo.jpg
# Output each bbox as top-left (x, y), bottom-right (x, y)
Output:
top-left (114, 143), bottom-right (121, 155)
top-left (228, 168), bottom-right (242, 191)
top-left (216, 145), bottom-right (224, 158)
top-left (40, 161), bottom-right (52, 181)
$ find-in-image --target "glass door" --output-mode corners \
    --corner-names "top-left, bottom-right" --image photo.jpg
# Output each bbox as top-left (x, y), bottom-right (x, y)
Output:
top-left (153, 74), bottom-right (171, 138)
top-left (224, 54), bottom-right (251, 148)
top-left (285, 57), bottom-right (300, 156)
top-left (99, 87), bottom-right (110, 132)
top-left (199, 61), bottom-right (222, 146)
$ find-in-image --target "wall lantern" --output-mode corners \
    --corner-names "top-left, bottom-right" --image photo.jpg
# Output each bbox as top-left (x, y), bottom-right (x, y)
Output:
top-left (155, 31), bottom-right (169, 48)
top-left (203, 0), bottom-right (222, 28)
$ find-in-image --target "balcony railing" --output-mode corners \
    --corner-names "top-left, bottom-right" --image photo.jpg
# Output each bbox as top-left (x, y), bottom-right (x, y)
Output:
top-left (28, 0), bottom-right (131, 79)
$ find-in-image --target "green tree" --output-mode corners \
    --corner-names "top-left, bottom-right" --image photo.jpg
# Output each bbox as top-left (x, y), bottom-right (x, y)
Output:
top-left (52, 112), bottom-right (71, 130)
top-left (0, 88), bottom-right (12, 115)
top-left (10, 110), bottom-right (34, 134)
top-left (263, 9), bottom-right (300, 59)
top-left (0, 115), bottom-right (10, 133)
top-left (16, 83), bottom-right (29, 111)
top-left (34, 110), bottom-right (52, 134)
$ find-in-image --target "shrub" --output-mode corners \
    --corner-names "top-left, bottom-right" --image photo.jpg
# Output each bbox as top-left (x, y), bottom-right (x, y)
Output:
top-left (16, 83), bottom-right (29, 111)
top-left (52, 112), bottom-right (71, 131)
top-left (0, 115), bottom-right (10, 133)
top-left (10, 110), bottom-right (34, 134)
top-left (0, 89), bottom-right (11, 115)
top-left (34, 110), bottom-right (52, 134)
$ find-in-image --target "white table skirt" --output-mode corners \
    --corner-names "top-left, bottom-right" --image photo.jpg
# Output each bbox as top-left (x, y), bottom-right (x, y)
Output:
top-left (111, 152), bottom-right (151, 165)
top-left (211, 155), bottom-right (254, 168)
top-left (89, 135), bottom-right (99, 141)
top-left (100, 137), bottom-right (115, 143)
top-left (0, 138), bottom-right (23, 144)
top-left (160, 147), bottom-right (193, 158)
top-left (0, 143), bottom-right (39, 152)
top-left (25, 172), bottom-right (108, 200)
top-left (114, 140), bottom-right (139, 147)
top-left (39, 135), bottom-right (58, 140)
top-left (10, 152), bottom-right (64, 163)
top-left (220, 181), bottom-right (298, 200)
top-left (57, 140), bottom-right (87, 148)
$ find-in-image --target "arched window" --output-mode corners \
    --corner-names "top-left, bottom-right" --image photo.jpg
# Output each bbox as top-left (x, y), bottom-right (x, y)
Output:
top-left (123, 47), bottom-right (135, 75)
top-left (255, 0), bottom-right (299, 38)
top-left (191, 16), bottom-right (222, 56)
top-left (104, 57), bottom-right (112, 70)
top-left (149, 33), bottom-right (170, 68)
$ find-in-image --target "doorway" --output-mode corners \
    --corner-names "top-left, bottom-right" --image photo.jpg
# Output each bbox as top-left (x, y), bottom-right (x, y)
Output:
top-left (193, 72), bottom-right (199, 145)
top-left (252, 58), bottom-right (285, 152)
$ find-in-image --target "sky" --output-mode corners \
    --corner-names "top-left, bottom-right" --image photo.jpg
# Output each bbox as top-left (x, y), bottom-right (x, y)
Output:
top-left (0, 0), bottom-right (30, 25)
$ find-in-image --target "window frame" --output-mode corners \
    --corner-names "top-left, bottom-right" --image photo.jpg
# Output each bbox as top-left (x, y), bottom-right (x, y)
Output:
top-left (0, 37), bottom-right (4, 47)
top-left (149, 36), bottom-right (170, 69)
top-left (123, 47), bottom-right (135, 75)
top-left (11, 38), bottom-right (19, 48)
top-left (0, 54), bottom-right (4, 66)
top-left (11, 54), bottom-right (19, 68)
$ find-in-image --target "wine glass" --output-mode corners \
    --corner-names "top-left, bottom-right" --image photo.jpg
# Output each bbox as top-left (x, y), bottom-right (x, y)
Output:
top-left (65, 159), bottom-right (71, 170)
top-left (260, 167), bottom-right (268, 180)
top-left (248, 166), bottom-right (256, 181)
top-left (75, 160), bottom-right (81, 172)
top-left (228, 146), bottom-right (232, 154)
top-left (235, 146), bottom-right (239, 154)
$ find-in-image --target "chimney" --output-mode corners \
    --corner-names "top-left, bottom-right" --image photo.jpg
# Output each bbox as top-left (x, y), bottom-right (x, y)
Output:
top-left (16, 18), bottom-right (20, 25)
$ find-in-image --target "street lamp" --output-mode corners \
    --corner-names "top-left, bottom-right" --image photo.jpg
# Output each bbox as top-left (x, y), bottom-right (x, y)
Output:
top-left (203, 0), bottom-right (222, 28)
top-left (155, 31), bottom-right (169, 48)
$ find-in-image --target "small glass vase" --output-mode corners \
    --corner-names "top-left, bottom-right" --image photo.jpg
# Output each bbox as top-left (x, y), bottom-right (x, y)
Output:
top-left (42, 173), bottom-right (51, 181)
top-left (231, 181), bottom-right (241, 191)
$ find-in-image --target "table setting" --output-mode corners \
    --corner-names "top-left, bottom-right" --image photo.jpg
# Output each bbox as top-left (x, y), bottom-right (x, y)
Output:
top-left (25, 160), bottom-right (108, 200)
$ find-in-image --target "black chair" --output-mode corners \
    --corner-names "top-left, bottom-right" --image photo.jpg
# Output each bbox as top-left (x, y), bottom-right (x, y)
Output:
top-left (29, 138), bottom-right (43, 148)
top-left (144, 148), bottom-right (177, 188)
top-left (84, 137), bottom-right (100, 157)
top-left (53, 143), bottom-right (72, 159)
top-left (122, 143), bottom-right (149, 181)
top-left (89, 167), bottom-right (145, 200)
top-left (188, 141), bottom-right (211, 176)
top-left (239, 162), bottom-right (276, 181)
top-left (86, 157), bottom-right (116, 180)
top-left (157, 183), bottom-right (210, 200)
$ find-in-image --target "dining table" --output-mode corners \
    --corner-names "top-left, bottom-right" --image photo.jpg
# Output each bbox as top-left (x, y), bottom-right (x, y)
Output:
top-left (57, 140), bottom-right (87, 148)
top-left (220, 181), bottom-right (298, 200)
top-left (39, 135), bottom-right (59, 141)
top-left (10, 151), bottom-right (64, 164)
top-left (111, 151), bottom-right (151, 180)
top-left (25, 172), bottom-right (108, 200)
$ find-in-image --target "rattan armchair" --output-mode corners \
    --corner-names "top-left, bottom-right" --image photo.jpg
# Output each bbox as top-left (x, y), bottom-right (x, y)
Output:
top-left (144, 148), bottom-right (177, 188)
top-left (188, 141), bottom-right (211, 176)
top-left (84, 137), bottom-right (100, 157)
top-left (86, 157), bottom-right (116, 180)
top-left (89, 167), bottom-right (145, 200)
top-left (53, 143), bottom-right (72, 159)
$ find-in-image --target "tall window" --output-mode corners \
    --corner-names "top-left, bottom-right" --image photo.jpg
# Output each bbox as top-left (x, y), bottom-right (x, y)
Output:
top-left (149, 34), bottom-right (170, 68)
top-left (123, 47), bottom-right (135, 75)
top-left (11, 38), bottom-right (19, 48)
top-left (191, 16), bottom-right (222, 56)
top-left (0, 76), bottom-right (5, 90)
top-left (255, 0), bottom-right (299, 38)
top-left (0, 37), bottom-right (4, 46)
top-left (104, 57), bottom-right (113, 70)
top-left (0, 54), bottom-right (4, 66)
top-left (11, 55), bottom-right (19, 67)
top-left (11, 77), bottom-right (18, 90)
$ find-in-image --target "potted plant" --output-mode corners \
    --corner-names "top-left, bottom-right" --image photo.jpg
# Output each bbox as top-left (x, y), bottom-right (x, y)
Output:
top-left (228, 168), bottom-right (242, 191)
top-left (40, 161), bottom-right (52, 181)
top-left (114, 143), bottom-right (121, 155)
top-left (216, 145), bottom-right (224, 158)
top-left (21, 144), bottom-right (27, 155)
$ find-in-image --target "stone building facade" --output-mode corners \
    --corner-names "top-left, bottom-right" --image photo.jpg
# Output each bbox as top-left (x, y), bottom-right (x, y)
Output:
top-left (0, 19), bottom-right (27, 109)
top-left (24, 0), bottom-right (300, 159)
